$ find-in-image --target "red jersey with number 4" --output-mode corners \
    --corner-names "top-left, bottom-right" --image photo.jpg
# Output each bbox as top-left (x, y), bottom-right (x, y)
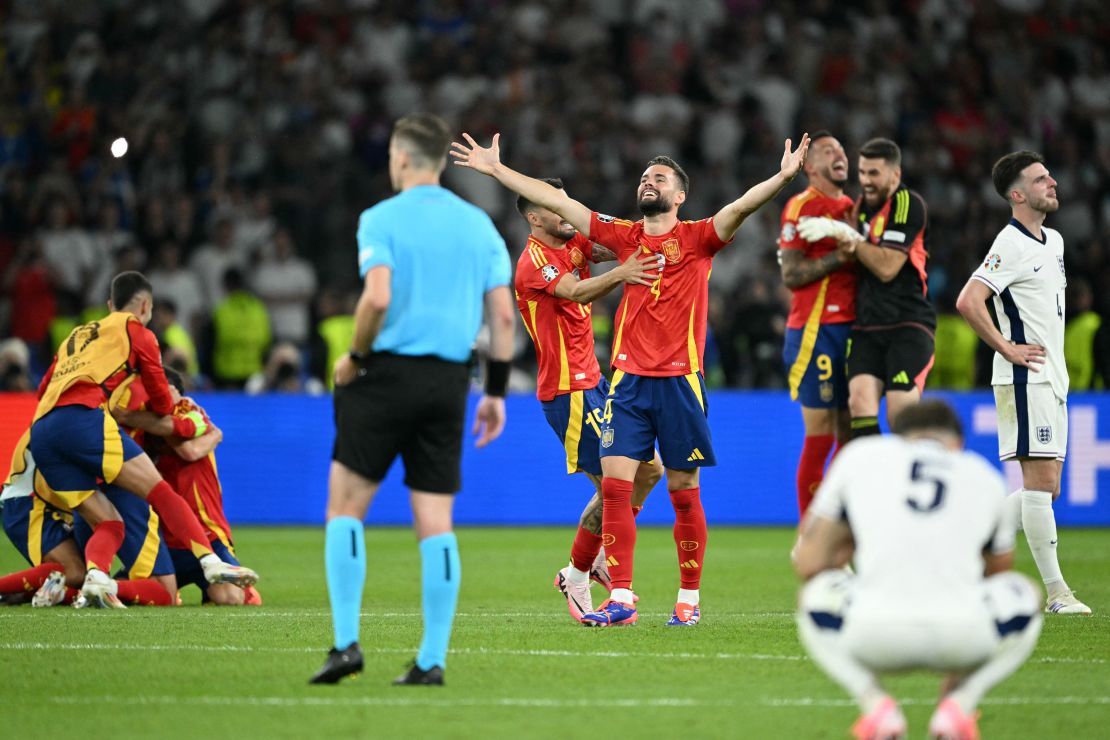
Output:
top-left (588, 212), bottom-right (728, 377)
top-left (515, 233), bottom-right (602, 401)
top-left (778, 187), bottom-right (857, 329)
top-left (156, 398), bottom-right (234, 551)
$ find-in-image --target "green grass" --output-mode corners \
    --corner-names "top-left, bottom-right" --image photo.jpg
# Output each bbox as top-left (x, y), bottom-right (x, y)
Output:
top-left (1, 527), bottom-right (1106, 739)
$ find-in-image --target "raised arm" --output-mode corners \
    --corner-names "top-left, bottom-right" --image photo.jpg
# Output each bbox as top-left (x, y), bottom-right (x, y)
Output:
top-left (451, 133), bottom-right (593, 235)
top-left (553, 253), bottom-right (660, 305)
top-left (713, 135), bottom-right (811, 243)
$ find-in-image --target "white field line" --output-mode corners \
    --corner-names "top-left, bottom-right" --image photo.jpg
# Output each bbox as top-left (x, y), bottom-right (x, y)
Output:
top-left (0, 609), bottom-right (797, 619)
top-left (45, 694), bottom-right (1110, 710)
top-left (0, 641), bottom-right (1103, 665)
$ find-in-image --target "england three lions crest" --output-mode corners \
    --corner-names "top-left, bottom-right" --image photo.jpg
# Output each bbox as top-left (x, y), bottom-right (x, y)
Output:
top-left (661, 238), bottom-right (681, 264)
top-left (1037, 426), bottom-right (1052, 444)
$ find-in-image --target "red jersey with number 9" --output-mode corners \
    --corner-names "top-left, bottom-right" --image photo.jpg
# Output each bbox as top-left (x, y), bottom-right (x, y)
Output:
top-left (514, 232), bottom-right (602, 401)
top-left (588, 212), bottom-right (729, 377)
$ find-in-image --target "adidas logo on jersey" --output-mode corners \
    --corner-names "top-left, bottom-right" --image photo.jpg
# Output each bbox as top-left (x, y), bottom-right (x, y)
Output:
top-left (687, 448), bottom-right (705, 462)
top-left (891, 370), bottom-right (910, 385)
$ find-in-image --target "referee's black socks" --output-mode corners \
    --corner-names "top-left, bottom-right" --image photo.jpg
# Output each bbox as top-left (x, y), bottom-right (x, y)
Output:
top-left (849, 416), bottom-right (881, 440)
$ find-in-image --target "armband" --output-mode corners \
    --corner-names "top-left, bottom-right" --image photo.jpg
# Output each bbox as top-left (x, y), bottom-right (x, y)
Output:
top-left (485, 360), bottom-right (510, 398)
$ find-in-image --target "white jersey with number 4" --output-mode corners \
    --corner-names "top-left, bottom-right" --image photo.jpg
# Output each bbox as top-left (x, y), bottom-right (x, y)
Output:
top-left (970, 219), bottom-right (1067, 399)
top-left (809, 436), bottom-right (1015, 612)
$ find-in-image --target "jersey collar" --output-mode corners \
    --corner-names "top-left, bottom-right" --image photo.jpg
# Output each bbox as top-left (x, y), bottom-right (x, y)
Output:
top-left (1008, 217), bottom-right (1047, 245)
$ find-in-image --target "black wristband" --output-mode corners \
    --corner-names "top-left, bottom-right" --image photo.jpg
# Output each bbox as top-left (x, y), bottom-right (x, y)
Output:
top-left (485, 359), bottom-right (510, 397)
top-left (348, 348), bottom-right (367, 364)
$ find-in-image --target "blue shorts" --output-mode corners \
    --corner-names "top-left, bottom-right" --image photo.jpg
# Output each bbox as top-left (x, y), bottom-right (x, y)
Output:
top-left (1, 495), bottom-right (74, 566)
top-left (29, 406), bottom-right (143, 509)
top-left (600, 370), bottom-right (715, 470)
top-left (541, 377), bottom-right (610, 476)
top-left (72, 485), bottom-right (174, 579)
top-left (783, 323), bottom-right (851, 409)
top-left (170, 540), bottom-right (239, 594)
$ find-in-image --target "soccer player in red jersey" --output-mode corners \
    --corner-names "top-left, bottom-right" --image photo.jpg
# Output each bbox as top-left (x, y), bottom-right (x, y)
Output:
top-left (777, 132), bottom-right (857, 518)
top-left (514, 178), bottom-right (662, 621)
top-left (28, 271), bottom-right (257, 606)
top-left (453, 131), bottom-right (810, 626)
top-left (797, 138), bottom-right (935, 439)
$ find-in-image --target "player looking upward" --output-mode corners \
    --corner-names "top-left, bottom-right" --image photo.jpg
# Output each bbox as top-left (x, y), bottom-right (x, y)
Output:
top-left (955, 150), bottom-right (1090, 615)
top-left (797, 138), bottom-right (935, 439)
top-left (453, 131), bottom-right (810, 627)
top-left (777, 131), bottom-right (857, 518)
top-left (512, 178), bottom-right (663, 621)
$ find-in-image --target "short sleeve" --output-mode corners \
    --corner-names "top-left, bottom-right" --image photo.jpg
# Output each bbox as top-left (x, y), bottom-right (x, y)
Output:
top-left (697, 217), bottom-right (731, 256)
top-left (970, 233), bottom-right (1023, 295)
top-left (519, 245), bottom-right (564, 296)
top-left (483, 220), bottom-right (511, 292)
top-left (356, 207), bottom-right (394, 278)
top-left (778, 207), bottom-right (806, 252)
top-left (588, 212), bottom-right (640, 259)
top-left (877, 191), bottom-right (926, 253)
top-left (981, 462), bottom-right (1017, 556)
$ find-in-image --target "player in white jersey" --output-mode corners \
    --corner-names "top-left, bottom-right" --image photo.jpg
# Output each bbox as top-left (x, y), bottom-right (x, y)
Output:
top-left (955, 150), bottom-right (1090, 615)
top-left (794, 401), bottom-right (1043, 740)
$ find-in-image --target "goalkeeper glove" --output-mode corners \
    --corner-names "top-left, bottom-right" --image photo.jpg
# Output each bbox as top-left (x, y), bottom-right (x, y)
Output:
top-left (797, 216), bottom-right (861, 243)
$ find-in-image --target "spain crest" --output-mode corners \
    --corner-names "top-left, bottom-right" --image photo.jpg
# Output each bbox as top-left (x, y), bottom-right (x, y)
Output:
top-left (570, 247), bottom-right (586, 269)
top-left (661, 238), bottom-right (681, 264)
top-left (601, 428), bottom-right (615, 448)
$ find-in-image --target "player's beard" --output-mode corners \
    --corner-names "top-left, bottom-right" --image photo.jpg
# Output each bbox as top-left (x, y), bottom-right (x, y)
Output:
top-left (638, 194), bottom-right (672, 217)
top-left (1030, 194), bottom-right (1059, 213)
top-left (824, 165), bottom-right (849, 187)
top-left (549, 224), bottom-right (576, 241)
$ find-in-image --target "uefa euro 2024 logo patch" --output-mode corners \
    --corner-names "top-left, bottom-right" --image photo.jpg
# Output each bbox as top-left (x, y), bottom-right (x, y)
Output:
top-left (541, 264), bottom-right (559, 282)
top-left (984, 254), bottom-right (1002, 272)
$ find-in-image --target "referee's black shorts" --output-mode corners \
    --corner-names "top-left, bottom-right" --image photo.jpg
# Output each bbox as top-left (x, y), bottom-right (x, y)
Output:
top-left (332, 352), bottom-right (470, 494)
top-left (847, 325), bottom-right (935, 393)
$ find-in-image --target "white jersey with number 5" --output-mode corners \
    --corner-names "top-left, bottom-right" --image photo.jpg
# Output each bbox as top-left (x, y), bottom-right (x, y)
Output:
top-left (809, 436), bottom-right (1015, 612)
top-left (969, 219), bottom-right (1067, 399)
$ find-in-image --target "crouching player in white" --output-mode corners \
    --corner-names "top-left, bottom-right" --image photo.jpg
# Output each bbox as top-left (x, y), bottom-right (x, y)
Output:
top-left (794, 400), bottom-right (1043, 740)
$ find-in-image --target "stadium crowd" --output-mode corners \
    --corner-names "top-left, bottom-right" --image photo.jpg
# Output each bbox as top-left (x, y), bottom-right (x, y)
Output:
top-left (1, 0), bottom-right (1109, 392)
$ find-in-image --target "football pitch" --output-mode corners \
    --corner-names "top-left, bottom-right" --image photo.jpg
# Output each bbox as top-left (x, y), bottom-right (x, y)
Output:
top-left (2, 526), bottom-right (1106, 739)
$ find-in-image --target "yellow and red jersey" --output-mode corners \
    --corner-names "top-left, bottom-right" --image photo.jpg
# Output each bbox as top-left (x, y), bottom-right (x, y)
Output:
top-left (156, 399), bottom-right (233, 551)
top-left (778, 186), bottom-right (857, 329)
top-left (34, 312), bottom-right (174, 421)
top-left (588, 212), bottom-right (727, 377)
top-left (514, 233), bottom-right (602, 401)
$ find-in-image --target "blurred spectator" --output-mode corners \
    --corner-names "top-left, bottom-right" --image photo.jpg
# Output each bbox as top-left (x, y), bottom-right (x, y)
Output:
top-left (208, 267), bottom-right (271, 389)
top-left (245, 341), bottom-right (325, 395)
top-left (1065, 278), bottom-right (1103, 391)
top-left (148, 241), bottom-right (205, 337)
top-left (36, 199), bottom-right (96, 308)
top-left (310, 287), bottom-right (356, 390)
top-left (251, 228), bottom-right (317, 345)
top-left (152, 299), bottom-right (199, 378)
top-left (0, 337), bottom-right (33, 391)
top-left (2, 236), bottom-right (57, 372)
top-left (189, 216), bottom-right (244, 310)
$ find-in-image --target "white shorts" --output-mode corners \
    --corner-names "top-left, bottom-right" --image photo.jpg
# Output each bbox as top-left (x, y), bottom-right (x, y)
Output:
top-left (993, 383), bottom-right (1067, 461)
top-left (798, 570), bottom-right (1041, 673)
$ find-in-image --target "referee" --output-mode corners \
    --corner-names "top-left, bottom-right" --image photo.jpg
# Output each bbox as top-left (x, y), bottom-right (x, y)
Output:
top-left (310, 114), bottom-right (515, 686)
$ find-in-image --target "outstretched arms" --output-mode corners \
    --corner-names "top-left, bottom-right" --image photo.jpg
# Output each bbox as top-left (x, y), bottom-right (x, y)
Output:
top-left (451, 133), bottom-right (594, 236)
top-left (713, 135), bottom-right (811, 243)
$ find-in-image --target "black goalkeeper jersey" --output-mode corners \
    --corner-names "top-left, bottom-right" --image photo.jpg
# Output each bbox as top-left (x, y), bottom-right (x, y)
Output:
top-left (854, 184), bottom-right (936, 331)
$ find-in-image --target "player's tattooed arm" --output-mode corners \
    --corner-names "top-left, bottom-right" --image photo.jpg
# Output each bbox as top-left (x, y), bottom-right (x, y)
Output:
top-left (590, 244), bottom-right (618, 263)
top-left (779, 247), bottom-right (850, 290)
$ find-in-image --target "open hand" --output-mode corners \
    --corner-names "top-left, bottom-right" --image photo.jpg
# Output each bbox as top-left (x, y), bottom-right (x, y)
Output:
top-left (615, 253), bottom-right (663, 287)
top-left (780, 134), bottom-right (811, 182)
top-left (450, 133), bottom-right (502, 176)
top-left (1002, 342), bottom-right (1047, 370)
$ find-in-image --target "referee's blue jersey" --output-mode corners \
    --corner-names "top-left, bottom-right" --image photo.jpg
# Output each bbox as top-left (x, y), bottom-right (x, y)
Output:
top-left (356, 184), bottom-right (511, 363)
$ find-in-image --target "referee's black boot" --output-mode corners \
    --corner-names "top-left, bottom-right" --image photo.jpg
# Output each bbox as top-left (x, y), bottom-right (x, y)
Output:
top-left (393, 660), bottom-right (445, 686)
top-left (309, 643), bottom-right (364, 684)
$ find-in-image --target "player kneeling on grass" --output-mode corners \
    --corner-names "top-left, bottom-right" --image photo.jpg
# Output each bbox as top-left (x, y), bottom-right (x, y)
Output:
top-left (1, 431), bottom-right (176, 608)
top-left (113, 368), bottom-right (261, 606)
top-left (794, 400), bottom-right (1043, 740)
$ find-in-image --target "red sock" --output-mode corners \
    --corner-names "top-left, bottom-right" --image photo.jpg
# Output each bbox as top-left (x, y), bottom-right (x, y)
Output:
top-left (601, 477), bottom-right (636, 591)
top-left (569, 527), bottom-right (602, 572)
top-left (670, 488), bottom-right (707, 589)
top-left (797, 434), bottom-right (835, 518)
top-left (0, 563), bottom-right (64, 594)
top-left (85, 520), bottom-right (125, 573)
top-left (146, 481), bottom-right (214, 559)
top-left (64, 588), bottom-right (79, 604)
top-left (116, 579), bottom-right (172, 606)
